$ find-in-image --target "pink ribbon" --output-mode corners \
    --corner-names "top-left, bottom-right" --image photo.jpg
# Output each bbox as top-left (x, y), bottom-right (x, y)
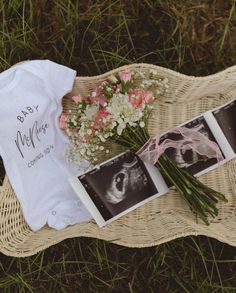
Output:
top-left (137, 126), bottom-right (223, 165)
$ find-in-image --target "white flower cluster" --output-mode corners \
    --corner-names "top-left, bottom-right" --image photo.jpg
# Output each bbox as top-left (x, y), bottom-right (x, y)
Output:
top-left (65, 68), bottom-right (170, 165)
top-left (67, 136), bottom-right (110, 164)
top-left (107, 93), bottom-right (144, 135)
top-left (134, 70), bottom-right (169, 96)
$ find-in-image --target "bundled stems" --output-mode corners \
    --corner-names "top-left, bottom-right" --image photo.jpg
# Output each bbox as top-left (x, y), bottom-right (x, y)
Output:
top-left (64, 67), bottom-right (228, 225)
top-left (114, 124), bottom-right (228, 225)
top-left (157, 154), bottom-right (227, 225)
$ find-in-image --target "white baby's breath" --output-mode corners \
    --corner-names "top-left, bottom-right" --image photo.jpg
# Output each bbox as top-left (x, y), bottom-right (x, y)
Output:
top-left (139, 121), bottom-right (145, 128)
top-left (84, 104), bottom-right (99, 120)
top-left (64, 69), bottom-right (167, 164)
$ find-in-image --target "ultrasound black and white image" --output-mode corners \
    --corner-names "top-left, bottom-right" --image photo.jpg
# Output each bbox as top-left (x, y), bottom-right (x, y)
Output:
top-left (213, 100), bottom-right (236, 153)
top-left (159, 116), bottom-right (224, 184)
top-left (79, 152), bottom-right (158, 221)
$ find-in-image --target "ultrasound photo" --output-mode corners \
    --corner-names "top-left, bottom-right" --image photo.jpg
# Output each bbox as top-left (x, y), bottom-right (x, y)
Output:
top-left (159, 116), bottom-right (224, 186)
top-left (0, 156), bottom-right (5, 186)
top-left (79, 152), bottom-right (158, 221)
top-left (213, 100), bottom-right (236, 153)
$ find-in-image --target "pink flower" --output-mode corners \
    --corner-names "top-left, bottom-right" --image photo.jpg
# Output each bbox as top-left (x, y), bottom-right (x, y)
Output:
top-left (96, 94), bottom-right (107, 106)
top-left (85, 96), bottom-right (93, 104)
top-left (72, 94), bottom-right (83, 103)
top-left (143, 91), bottom-right (154, 103)
top-left (87, 86), bottom-right (108, 106)
top-left (115, 84), bottom-right (122, 93)
top-left (118, 71), bottom-right (132, 82)
top-left (128, 88), bottom-right (154, 107)
top-left (95, 108), bottom-right (110, 127)
top-left (59, 113), bottom-right (67, 129)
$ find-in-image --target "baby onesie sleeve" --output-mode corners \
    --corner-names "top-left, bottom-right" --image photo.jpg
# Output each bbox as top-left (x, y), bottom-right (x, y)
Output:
top-left (15, 60), bottom-right (77, 99)
top-left (45, 60), bottom-right (77, 99)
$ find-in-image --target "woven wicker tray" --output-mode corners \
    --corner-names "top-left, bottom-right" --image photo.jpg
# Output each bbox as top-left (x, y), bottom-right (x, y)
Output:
top-left (0, 63), bottom-right (236, 257)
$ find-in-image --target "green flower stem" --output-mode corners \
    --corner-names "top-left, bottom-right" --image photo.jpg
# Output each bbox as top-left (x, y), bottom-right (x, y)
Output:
top-left (180, 166), bottom-right (227, 202)
top-left (114, 125), bottom-right (228, 225)
top-left (156, 153), bottom-right (226, 224)
top-left (115, 132), bottom-right (140, 150)
top-left (126, 125), bottom-right (146, 146)
top-left (157, 155), bottom-right (210, 215)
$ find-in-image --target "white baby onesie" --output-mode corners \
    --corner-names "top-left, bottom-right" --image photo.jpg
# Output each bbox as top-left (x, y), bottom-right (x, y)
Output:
top-left (0, 60), bottom-right (92, 231)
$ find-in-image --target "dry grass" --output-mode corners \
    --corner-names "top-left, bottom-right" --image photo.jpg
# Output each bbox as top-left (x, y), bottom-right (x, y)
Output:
top-left (0, 0), bottom-right (236, 292)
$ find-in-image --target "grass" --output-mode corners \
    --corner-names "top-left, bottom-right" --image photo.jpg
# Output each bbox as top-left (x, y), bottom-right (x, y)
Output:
top-left (0, 0), bottom-right (236, 292)
top-left (1, 236), bottom-right (236, 292)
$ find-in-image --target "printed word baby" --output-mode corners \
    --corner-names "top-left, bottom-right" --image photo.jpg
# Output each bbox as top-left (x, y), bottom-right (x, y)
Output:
top-left (17, 105), bottom-right (39, 123)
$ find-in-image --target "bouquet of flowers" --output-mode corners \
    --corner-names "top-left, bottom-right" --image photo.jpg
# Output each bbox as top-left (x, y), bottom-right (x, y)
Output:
top-left (60, 69), bottom-right (227, 225)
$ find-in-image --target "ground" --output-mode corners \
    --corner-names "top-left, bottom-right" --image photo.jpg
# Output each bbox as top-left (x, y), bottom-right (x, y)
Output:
top-left (0, 0), bottom-right (236, 292)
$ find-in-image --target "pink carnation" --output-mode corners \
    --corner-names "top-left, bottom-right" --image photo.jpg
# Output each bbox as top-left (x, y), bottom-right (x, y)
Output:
top-left (95, 94), bottom-right (107, 107)
top-left (128, 88), bottom-right (154, 107)
top-left (72, 94), bottom-right (83, 103)
top-left (143, 91), bottom-right (154, 103)
top-left (95, 108), bottom-right (110, 127)
top-left (59, 113), bottom-right (67, 129)
top-left (118, 71), bottom-right (132, 82)
top-left (87, 86), bottom-right (108, 106)
top-left (115, 84), bottom-right (122, 93)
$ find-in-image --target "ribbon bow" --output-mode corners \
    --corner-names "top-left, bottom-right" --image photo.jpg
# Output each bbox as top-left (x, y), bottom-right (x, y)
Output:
top-left (137, 126), bottom-right (223, 165)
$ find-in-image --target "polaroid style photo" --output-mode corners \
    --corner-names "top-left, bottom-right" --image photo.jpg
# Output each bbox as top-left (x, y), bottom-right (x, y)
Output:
top-left (69, 152), bottom-right (168, 227)
top-left (213, 100), bottom-right (236, 153)
top-left (159, 115), bottom-right (224, 186)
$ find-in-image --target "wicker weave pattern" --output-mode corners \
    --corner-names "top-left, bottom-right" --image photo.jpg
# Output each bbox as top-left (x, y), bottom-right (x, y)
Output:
top-left (0, 63), bottom-right (236, 257)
